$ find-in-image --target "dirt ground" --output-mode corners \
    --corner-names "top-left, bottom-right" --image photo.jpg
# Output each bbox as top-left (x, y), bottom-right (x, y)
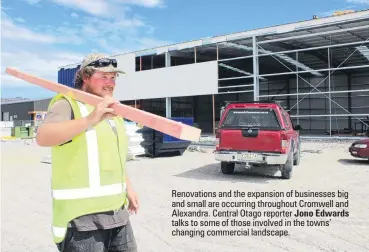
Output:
top-left (1, 139), bottom-right (369, 252)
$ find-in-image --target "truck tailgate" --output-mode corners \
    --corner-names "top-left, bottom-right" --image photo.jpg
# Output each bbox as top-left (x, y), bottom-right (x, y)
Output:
top-left (219, 129), bottom-right (282, 153)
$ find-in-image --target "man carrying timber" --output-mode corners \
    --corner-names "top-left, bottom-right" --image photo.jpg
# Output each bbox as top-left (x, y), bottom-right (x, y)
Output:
top-left (36, 53), bottom-right (139, 252)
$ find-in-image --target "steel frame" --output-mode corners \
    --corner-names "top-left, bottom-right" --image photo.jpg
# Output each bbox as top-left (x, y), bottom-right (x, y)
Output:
top-left (165, 52), bottom-right (171, 117)
top-left (215, 23), bottom-right (369, 136)
top-left (154, 19), bottom-right (369, 136)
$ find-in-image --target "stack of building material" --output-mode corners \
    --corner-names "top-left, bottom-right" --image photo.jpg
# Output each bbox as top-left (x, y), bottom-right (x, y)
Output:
top-left (0, 121), bottom-right (13, 138)
top-left (41, 154), bottom-right (51, 164)
top-left (124, 121), bottom-right (146, 159)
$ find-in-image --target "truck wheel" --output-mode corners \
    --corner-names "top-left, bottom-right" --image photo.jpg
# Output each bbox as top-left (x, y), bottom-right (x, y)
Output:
top-left (221, 162), bottom-right (235, 174)
top-left (281, 151), bottom-right (293, 179)
top-left (293, 143), bottom-right (301, 166)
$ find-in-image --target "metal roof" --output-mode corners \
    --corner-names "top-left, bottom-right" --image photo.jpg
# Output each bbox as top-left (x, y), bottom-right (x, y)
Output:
top-left (58, 9), bottom-right (369, 69)
top-left (1, 98), bottom-right (51, 105)
top-left (123, 9), bottom-right (369, 56)
top-left (150, 11), bottom-right (369, 85)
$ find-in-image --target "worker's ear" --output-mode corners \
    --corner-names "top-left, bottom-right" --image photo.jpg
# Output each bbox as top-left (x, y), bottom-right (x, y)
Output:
top-left (82, 75), bottom-right (90, 82)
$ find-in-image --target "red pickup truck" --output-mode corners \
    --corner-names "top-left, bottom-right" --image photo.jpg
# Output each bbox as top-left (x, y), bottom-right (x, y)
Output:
top-left (214, 101), bottom-right (301, 179)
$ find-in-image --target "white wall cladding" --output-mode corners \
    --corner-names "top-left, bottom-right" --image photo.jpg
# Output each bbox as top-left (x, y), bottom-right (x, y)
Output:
top-left (115, 53), bottom-right (136, 74)
top-left (114, 61), bottom-right (219, 101)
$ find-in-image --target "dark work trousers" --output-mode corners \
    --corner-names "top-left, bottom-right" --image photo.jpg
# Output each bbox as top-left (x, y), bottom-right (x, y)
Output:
top-left (56, 220), bottom-right (137, 252)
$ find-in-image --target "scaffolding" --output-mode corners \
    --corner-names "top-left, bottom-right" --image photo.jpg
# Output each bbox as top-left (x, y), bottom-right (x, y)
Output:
top-left (210, 16), bottom-right (369, 136)
top-left (257, 22), bottom-right (369, 137)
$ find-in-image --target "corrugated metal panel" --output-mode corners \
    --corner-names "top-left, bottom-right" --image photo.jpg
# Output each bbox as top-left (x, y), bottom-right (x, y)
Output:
top-left (58, 66), bottom-right (80, 88)
top-left (1, 102), bottom-right (34, 121)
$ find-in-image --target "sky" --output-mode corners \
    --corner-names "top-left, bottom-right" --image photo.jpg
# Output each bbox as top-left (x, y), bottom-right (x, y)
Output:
top-left (1, 0), bottom-right (369, 99)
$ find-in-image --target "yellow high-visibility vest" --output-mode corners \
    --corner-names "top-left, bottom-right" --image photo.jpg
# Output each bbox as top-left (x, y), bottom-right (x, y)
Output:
top-left (47, 94), bottom-right (129, 244)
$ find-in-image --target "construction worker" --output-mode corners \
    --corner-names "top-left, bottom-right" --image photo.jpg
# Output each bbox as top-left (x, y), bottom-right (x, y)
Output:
top-left (36, 53), bottom-right (138, 252)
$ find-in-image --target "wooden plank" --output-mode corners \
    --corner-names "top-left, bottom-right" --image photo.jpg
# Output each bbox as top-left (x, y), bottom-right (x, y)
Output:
top-left (5, 67), bottom-right (201, 142)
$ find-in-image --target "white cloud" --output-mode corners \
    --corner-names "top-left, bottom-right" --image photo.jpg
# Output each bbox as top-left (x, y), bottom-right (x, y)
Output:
top-left (24, 0), bottom-right (41, 4)
top-left (346, 0), bottom-right (369, 4)
top-left (2, 16), bottom-right (58, 43)
top-left (14, 17), bottom-right (26, 22)
top-left (52, 0), bottom-right (111, 16)
top-left (71, 12), bottom-right (79, 18)
top-left (17, 0), bottom-right (168, 47)
top-left (2, 12), bottom-right (84, 44)
top-left (2, 0), bottom-right (173, 97)
top-left (24, 0), bottom-right (112, 16)
top-left (1, 50), bottom-right (85, 87)
top-left (115, 0), bottom-right (166, 8)
top-left (24, 0), bottom-right (165, 17)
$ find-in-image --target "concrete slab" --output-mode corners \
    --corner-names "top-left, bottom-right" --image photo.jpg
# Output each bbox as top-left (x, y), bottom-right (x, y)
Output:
top-left (1, 140), bottom-right (369, 251)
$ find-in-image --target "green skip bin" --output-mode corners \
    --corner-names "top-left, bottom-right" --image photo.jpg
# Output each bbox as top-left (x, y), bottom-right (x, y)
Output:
top-left (11, 126), bottom-right (34, 139)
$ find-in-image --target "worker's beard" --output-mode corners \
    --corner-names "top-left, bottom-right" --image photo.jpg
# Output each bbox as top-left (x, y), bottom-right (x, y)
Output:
top-left (83, 84), bottom-right (113, 98)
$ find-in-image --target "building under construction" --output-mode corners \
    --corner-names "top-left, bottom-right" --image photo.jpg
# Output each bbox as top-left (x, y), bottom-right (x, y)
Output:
top-left (58, 10), bottom-right (369, 137)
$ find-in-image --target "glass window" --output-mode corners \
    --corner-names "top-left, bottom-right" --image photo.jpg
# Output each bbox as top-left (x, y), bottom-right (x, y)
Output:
top-left (221, 108), bottom-right (281, 130)
top-left (282, 112), bottom-right (290, 128)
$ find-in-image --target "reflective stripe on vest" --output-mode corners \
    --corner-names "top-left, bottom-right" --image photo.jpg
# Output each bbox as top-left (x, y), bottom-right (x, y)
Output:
top-left (51, 101), bottom-right (126, 200)
top-left (52, 226), bottom-right (66, 238)
top-left (52, 183), bottom-right (127, 200)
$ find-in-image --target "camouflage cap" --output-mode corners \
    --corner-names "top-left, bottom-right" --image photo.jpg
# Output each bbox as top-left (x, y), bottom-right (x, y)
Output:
top-left (80, 53), bottom-right (125, 74)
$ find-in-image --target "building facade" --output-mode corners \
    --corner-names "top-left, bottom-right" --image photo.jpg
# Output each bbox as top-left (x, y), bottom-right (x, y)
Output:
top-left (57, 10), bottom-right (369, 137)
top-left (1, 98), bottom-right (51, 125)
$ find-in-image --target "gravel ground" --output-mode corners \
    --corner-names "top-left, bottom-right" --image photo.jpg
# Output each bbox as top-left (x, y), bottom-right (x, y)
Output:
top-left (1, 139), bottom-right (369, 252)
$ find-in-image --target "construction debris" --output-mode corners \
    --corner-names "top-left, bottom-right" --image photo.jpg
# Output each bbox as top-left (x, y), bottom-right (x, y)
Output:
top-left (125, 121), bottom-right (146, 159)
top-left (302, 149), bottom-right (323, 154)
top-left (187, 145), bottom-right (207, 153)
top-left (41, 155), bottom-right (51, 164)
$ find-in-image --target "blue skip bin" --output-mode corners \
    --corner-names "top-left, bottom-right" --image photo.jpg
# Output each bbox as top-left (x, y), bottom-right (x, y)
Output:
top-left (136, 117), bottom-right (195, 157)
top-left (162, 117), bottom-right (194, 143)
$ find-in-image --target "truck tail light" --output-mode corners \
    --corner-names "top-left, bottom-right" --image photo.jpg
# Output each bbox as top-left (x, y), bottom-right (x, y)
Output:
top-left (215, 129), bottom-right (220, 150)
top-left (281, 132), bottom-right (288, 154)
top-left (215, 129), bottom-right (220, 139)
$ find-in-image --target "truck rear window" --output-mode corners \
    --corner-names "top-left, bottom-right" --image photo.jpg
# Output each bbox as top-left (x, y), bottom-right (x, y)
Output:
top-left (221, 108), bottom-right (281, 129)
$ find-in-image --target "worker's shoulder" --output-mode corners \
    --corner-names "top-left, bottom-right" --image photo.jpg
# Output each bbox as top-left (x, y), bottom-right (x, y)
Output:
top-left (47, 97), bottom-right (72, 114)
top-left (49, 97), bottom-right (71, 108)
top-left (43, 97), bottom-right (73, 122)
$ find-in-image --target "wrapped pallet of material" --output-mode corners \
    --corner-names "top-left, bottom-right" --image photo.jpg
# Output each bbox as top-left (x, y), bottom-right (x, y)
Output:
top-left (124, 120), bottom-right (146, 159)
top-left (0, 121), bottom-right (13, 138)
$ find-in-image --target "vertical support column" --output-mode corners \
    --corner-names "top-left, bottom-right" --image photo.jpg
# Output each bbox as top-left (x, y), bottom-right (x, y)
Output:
top-left (348, 74), bottom-right (352, 130)
top-left (213, 43), bottom-right (219, 136)
top-left (194, 47), bottom-right (197, 63)
top-left (296, 51), bottom-right (299, 125)
top-left (166, 97), bottom-right (171, 118)
top-left (212, 95), bottom-right (215, 136)
top-left (287, 80), bottom-right (290, 109)
top-left (328, 47), bottom-right (332, 137)
top-left (252, 36), bottom-right (260, 101)
top-left (136, 57), bottom-right (142, 109)
top-left (193, 96), bottom-right (197, 123)
top-left (165, 52), bottom-right (171, 118)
